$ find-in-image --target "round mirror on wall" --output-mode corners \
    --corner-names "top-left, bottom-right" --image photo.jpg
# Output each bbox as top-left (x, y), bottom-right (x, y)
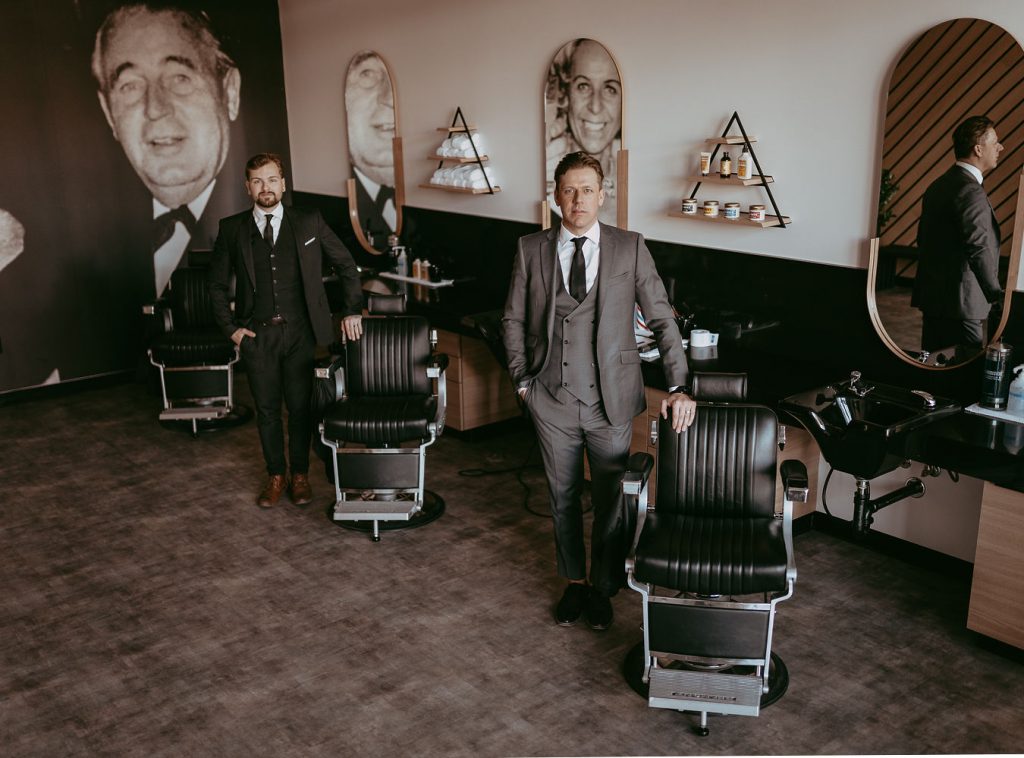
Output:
top-left (869, 18), bottom-right (1023, 368)
top-left (344, 50), bottom-right (403, 255)
top-left (543, 38), bottom-right (627, 229)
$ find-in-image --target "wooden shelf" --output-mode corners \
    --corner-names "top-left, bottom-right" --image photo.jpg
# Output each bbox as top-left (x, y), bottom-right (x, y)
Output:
top-left (436, 125), bottom-right (476, 132)
top-left (686, 174), bottom-right (773, 186)
top-left (668, 210), bottom-right (791, 228)
top-left (705, 135), bottom-right (757, 145)
top-left (419, 183), bottom-right (500, 194)
top-left (429, 154), bottom-right (490, 163)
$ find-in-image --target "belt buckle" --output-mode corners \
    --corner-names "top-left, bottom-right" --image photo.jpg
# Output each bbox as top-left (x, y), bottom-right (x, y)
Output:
top-left (270, 314), bottom-right (286, 326)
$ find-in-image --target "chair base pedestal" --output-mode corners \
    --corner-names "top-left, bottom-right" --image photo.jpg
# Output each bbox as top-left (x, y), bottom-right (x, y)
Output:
top-left (622, 642), bottom-right (789, 736)
top-left (327, 490), bottom-right (445, 541)
top-left (158, 404), bottom-right (252, 437)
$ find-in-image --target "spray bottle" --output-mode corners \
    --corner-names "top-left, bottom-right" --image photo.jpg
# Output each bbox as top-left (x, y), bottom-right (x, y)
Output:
top-left (1007, 364), bottom-right (1024, 417)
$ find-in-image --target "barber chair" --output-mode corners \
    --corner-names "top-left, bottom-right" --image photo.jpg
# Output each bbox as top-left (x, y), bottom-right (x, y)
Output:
top-left (622, 372), bottom-right (807, 735)
top-left (147, 267), bottom-right (250, 436)
top-left (318, 294), bottom-right (448, 541)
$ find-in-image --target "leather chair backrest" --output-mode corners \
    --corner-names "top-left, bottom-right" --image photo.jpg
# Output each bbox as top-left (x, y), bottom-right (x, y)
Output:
top-left (170, 268), bottom-right (216, 330)
top-left (368, 293), bottom-right (407, 315)
top-left (656, 404), bottom-right (778, 519)
top-left (345, 316), bottom-right (432, 397)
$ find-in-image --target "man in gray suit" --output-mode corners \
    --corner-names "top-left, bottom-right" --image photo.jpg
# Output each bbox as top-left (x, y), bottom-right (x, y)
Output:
top-left (913, 115), bottom-right (1005, 358)
top-left (502, 152), bottom-right (695, 631)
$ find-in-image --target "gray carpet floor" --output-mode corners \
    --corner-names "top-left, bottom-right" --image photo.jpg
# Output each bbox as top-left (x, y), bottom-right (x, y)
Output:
top-left (2, 377), bottom-right (1023, 757)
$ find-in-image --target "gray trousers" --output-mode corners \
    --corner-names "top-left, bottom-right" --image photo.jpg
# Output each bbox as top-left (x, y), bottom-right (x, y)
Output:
top-left (525, 381), bottom-right (633, 596)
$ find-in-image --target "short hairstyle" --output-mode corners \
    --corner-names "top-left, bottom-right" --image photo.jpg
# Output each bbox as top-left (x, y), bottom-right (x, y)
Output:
top-left (953, 116), bottom-right (995, 159)
top-left (554, 151), bottom-right (604, 190)
top-left (91, 2), bottom-right (237, 96)
top-left (245, 153), bottom-right (285, 179)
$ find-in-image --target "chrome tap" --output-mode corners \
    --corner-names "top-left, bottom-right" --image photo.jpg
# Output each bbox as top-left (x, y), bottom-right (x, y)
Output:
top-left (910, 389), bottom-right (936, 408)
top-left (847, 370), bottom-right (874, 397)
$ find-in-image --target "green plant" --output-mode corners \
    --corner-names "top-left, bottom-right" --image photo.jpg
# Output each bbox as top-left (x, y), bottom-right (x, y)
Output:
top-left (877, 168), bottom-right (900, 236)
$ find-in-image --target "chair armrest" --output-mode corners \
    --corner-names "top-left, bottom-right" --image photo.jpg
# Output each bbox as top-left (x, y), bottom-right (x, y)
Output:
top-left (313, 354), bottom-right (346, 404)
top-left (427, 352), bottom-right (449, 378)
top-left (622, 452), bottom-right (653, 496)
top-left (780, 460), bottom-right (809, 503)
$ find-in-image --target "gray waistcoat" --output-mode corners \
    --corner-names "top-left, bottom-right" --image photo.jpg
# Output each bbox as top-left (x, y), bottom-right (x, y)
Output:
top-left (538, 269), bottom-right (600, 405)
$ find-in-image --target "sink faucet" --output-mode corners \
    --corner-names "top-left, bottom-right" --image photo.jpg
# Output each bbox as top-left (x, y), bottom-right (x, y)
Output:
top-left (911, 389), bottom-right (937, 408)
top-left (847, 370), bottom-right (874, 397)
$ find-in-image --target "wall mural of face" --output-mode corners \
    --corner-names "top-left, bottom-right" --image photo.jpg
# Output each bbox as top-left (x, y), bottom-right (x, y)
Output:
top-left (344, 51), bottom-right (395, 187)
top-left (544, 38), bottom-right (623, 227)
top-left (95, 7), bottom-right (241, 209)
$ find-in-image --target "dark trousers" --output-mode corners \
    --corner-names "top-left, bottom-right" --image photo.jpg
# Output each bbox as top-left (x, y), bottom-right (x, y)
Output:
top-left (242, 319), bottom-right (316, 476)
top-left (921, 314), bottom-right (984, 359)
top-left (525, 381), bottom-right (632, 597)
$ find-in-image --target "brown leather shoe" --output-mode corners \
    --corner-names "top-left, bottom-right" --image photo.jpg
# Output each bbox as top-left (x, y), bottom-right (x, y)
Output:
top-left (289, 473), bottom-right (313, 506)
top-left (257, 475), bottom-right (287, 508)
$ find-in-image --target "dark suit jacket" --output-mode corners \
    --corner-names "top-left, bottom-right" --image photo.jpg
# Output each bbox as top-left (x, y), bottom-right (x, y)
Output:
top-left (208, 205), bottom-right (363, 345)
top-left (501, 223), bottom-right (687, 427)
top-left (912, 164), bottom-right (1003, 320)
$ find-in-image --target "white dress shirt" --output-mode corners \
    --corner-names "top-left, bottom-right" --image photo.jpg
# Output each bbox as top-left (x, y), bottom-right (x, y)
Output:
top-left (955, 161), bottom-right (984, 185)
top-left (557, 222), bottom-right (600, 295)
top-left (252, 203), bottom-right (283, 244)
top-left (152, 180), bottom-right (214, 295)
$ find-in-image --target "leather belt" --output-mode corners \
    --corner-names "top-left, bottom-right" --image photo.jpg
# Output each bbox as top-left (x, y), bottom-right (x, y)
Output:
top-left (253, 315), bottom-right (286, 327)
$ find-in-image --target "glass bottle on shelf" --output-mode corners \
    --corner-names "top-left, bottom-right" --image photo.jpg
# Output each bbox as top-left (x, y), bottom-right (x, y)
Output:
top-left (719, 152), bottom-right (732, 178)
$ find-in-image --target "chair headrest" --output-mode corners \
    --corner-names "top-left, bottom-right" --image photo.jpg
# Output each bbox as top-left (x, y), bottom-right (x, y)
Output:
top-left (368, 293), bottom-right (407, 315)
top-left (691, 372), bottom-right (748, 401)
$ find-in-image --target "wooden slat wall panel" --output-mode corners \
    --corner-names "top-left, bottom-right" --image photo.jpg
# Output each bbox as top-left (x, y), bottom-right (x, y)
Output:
top-left (880, 19), bottom-right (1024, 261)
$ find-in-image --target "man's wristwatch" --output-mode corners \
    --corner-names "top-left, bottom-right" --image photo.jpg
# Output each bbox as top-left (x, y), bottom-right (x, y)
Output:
top-left (668, 385), bottom-right (690, 395)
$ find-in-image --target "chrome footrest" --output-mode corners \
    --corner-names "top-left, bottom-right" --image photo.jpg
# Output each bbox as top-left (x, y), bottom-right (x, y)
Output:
top-left (647, 667), bottom-right (763, 716)
top-left (159, 406), bottom-right (227, 421)
top-left (332, 500), bottom-right (423, 521)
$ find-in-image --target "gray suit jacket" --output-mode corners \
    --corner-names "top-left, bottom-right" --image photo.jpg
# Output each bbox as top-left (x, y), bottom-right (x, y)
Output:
top-left (912, 164), bottom-right (1003, 320)
top-left (208, 206), bottom-right (363, 346)
top-left (501, 223), bottom-right (687, 427)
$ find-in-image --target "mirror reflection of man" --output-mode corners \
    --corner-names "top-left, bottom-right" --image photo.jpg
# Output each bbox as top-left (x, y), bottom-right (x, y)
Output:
top-left (92, 2), bottom-right (241, 295)
top-left (345, 51), bottom-right (396, 249)
top-left (913, 115), bottom-right (1005, 359)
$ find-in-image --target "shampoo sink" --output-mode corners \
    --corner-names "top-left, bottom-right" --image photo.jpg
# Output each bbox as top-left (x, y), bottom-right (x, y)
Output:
top-left (780, 373), bottom-right (960, 479)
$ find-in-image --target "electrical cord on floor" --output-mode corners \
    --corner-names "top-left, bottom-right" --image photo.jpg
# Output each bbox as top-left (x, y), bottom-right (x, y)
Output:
top-left (820, 466), bottom-right (834, 518)
top-left (457, 440), bottom-right (593, 518)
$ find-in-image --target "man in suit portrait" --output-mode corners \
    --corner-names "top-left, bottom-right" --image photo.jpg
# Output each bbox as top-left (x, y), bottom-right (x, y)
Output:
top-left (208, 153), bottom-right (364, 509)
top-left (502, 151), bottom-right (695, 631)
top-left (913, 115), bottom-right (1005, 358)
top-left (345, 50), bottom-right (397, 251)
top-left (92, 1), bottom-right (241, 296)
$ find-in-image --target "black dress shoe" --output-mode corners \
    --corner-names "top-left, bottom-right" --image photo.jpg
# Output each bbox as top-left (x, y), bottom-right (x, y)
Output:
top-left (586, 588), bottom-right (613, 631)
top-left (555, 583), bottom-right (589, 626)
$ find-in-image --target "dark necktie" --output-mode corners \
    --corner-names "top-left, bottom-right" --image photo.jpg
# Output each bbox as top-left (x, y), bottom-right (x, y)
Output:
top-left (374, 185), bottom-right (395, 216)
top-left (569, 236), bottom-right (587, 302)
top-left (263, 213), bottom-right (275, 247)
top-left (152, 205), bottom-right (197, 252)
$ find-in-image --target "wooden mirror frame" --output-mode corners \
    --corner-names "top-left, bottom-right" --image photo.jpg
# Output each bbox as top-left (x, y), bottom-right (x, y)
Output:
top-left (541, 38), bottom-right (628, 230)
top-left (344, 51), bottom-right (404, 256)
top-left (868, 19), bottom-right (1024, 368)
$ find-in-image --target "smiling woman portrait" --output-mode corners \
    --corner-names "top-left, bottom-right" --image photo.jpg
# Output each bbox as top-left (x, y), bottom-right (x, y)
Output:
top-left (545, 38), bottom-right (622, 226)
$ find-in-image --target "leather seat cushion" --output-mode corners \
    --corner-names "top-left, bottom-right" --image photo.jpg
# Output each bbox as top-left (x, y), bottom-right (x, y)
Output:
top-left (634, 512), bottom-right (788, 595)
top-left (151, 329), bottom-right (236, 366)
top-left (322, 395), bottom-right (436, 445)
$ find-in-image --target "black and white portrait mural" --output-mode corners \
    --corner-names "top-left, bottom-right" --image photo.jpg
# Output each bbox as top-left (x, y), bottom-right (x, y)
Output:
top-left (0, 1), bottom-right (290, 392)
top-left (344, 50), bottom-right (400, 255)
top-left (544, 38), bottom-right (623, 226)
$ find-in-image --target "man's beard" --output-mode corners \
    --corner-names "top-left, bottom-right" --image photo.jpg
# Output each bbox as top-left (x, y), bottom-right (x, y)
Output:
top-left (256, 193), bottom-right (279, 209)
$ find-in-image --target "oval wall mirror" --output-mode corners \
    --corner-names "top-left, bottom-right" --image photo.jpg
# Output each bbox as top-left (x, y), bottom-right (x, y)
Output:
top-left (543, 38), bottom-right (628, 229)
top-left (869, 18), bottom-right (1024, 368)
top-left (344, 50), bottom-right (404, 255)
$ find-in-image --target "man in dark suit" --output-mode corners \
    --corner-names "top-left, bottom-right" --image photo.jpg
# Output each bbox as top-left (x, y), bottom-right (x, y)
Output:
top-left (913, 115), bottom-right (1005, 358)
top-left (208, 153), bottom-right (363, 508)
top-left (502, 152), bottom-right (695, 631)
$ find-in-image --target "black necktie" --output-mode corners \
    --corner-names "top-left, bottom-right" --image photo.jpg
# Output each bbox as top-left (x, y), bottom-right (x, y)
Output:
top-left (263, 213), bottom-right (275, 247)
top-left (152, 205), bottom-right (197, 252)
top-left (569, 236), bottom-right (587, 302)
top-left (375, 185), bottom-right (395, 216)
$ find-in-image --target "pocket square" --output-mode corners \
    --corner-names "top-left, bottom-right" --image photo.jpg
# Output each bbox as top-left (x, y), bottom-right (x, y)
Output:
top-left (304, 237), bottom-right (316, 246)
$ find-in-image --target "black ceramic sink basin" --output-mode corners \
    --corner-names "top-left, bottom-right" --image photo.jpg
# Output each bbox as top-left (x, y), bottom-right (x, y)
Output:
top-left (780, 375), bottom-right (960, 479)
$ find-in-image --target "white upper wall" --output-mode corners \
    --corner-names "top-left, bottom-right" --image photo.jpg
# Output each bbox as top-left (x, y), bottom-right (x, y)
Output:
top-left (279, 0), bottom-right (1024, 289)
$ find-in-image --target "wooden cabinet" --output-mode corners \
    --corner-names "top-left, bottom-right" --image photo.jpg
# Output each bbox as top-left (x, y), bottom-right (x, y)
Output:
top-left (968, 481), bottom-right (1024, 649)
top-left (435, 328), bottom-right (519, 431)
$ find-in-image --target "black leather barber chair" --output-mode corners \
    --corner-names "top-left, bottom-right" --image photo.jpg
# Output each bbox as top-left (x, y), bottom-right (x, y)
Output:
top-left (147, 267), bottom-right (250, 436)
top-left (622, 372), bottom-right (807, 735)
top-left (318, 294), bottom-right (448, 541)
